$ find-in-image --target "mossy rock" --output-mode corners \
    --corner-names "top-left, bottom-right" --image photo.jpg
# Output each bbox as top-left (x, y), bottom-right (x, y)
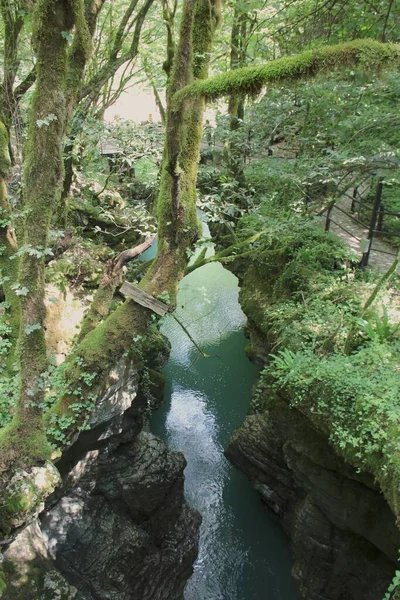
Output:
top-left (0, 462), bottom-right (60, 537)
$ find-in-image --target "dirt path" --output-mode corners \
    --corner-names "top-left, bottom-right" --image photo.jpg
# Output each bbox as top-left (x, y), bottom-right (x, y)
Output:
top-left (323, 192), bottom-right (399, 273)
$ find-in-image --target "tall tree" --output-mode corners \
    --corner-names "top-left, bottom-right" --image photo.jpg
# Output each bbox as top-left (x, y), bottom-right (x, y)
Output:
top-left (0, 0), bottom-right (223, 539)
top-left (0, 0), bottom-right (91, 470)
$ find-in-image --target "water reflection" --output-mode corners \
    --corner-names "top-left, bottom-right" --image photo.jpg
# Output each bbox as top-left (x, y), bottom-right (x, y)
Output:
top-left (165, 384), bottom-right (246, 600)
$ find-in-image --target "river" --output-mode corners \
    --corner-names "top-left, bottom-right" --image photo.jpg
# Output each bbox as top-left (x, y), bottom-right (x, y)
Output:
top-left (146, 231), bottom-right (299, 600)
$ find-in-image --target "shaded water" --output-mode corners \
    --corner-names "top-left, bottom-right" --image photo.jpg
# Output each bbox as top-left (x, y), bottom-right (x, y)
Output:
top-left (149, 239), bottom-right (299, 600)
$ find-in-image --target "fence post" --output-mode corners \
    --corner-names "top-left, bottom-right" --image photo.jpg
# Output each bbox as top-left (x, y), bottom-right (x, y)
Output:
top-left (360, 177), bottom-right (384, 267)
top-left (350, 186), bottom-right (358, 213)
top-left (325, 201), bottom-right (334, 232)
top-left (377, 203), bottom-right (385, 235)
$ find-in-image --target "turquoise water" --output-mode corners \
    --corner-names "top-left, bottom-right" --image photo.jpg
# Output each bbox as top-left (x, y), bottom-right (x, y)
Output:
top-left (150, 254), bottom-right (300, 600)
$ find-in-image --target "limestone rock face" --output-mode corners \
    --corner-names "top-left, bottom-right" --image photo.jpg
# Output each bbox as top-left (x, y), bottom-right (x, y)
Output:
top-left (226, 400), bottom-right (400, 600)
top-left (41, 432), bottom-right (200, 600)
top-left (3, 360), bottom-right (200, 600)
top-left (2, 521), bottom-right (79, 600)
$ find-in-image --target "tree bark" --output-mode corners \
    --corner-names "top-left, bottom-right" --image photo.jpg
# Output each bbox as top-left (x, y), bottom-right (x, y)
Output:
top-left (0, 1), bottom-right (28, 162)
top-left (225, 6), bottom-right (248, 182)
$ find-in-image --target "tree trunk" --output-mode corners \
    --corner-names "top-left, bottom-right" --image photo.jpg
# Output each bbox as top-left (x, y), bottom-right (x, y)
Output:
top-left (48, 0), bottom-right (222, 440)
top-left (0, 0), bottom-right (76, 468)
top-left (0, 122), bottom-right (19, 374)
top-left (0, 1), bottom-right (26, 163)
top-left (224, 7), bottom-right (247, 183)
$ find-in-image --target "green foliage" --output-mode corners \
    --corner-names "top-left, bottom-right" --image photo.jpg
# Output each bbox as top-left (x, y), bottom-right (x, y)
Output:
top-left (44, 359), bottom-right (97, 446)
top-left (268, 343), bottom-right (400, 467)
top-left (36, 113), bottom-right (58, 128)
top-left (383, 569), bottom-right (400, 600)
top-left (207, 69), bottom-right (400, 221)
top-left (359, 306), bottom-right (400, 343)
top-left (46, 237), bottom-right (112, 290)
top-left (78, 118), bottom-right (163, 201)
top-left (236, 202), bottom-right (400, 519)
top-left (197, 168), bottom-right (256, 225)
top-left (10, 283), bottom-right (29, 297)
top-left (0, 303), bottom-right (18, 427)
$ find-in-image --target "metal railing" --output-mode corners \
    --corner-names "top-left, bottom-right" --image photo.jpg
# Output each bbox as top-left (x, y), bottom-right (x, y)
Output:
top-left (325, 177), bottom-right (400, 267)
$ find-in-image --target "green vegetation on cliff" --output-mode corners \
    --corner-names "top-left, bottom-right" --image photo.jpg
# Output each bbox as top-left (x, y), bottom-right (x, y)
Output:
top-left (229, 202), bottom-right (400, 523)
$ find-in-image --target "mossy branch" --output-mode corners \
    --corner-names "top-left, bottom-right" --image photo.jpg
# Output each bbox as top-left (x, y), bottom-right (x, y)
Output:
top-left (76, 236), bottom-right (156, 343)
top-left (66, 0), bottom-right (93, 112)
top-left (173, 39), bottom-right (400, 107)
top-left (185, 231), bottom-right (264, 273)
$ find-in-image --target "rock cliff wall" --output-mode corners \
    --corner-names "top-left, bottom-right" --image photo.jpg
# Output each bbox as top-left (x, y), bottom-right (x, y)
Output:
top-left (226, 335), bottom-right (400, 600)
top-left (220, 213), bottom-right (400, 600)
top-left (3, 358), bottom-right (200, 600)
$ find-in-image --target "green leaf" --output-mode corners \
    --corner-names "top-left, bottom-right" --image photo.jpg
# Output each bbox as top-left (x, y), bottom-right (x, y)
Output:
top-left (15, 287), bottom-right (29, 296)
top-left (36, 113), bottom-right (58, 128)
top-left (61, 31), bottom-right (73, 42)
top-left (24, 323), bottom-right (42, 335)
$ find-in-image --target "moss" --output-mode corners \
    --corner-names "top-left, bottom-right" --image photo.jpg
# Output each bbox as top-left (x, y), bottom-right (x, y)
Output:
top-left (2, 554), bottom-right (78, 600)
top-left (143, 0), bottom-right (221, 306)
top-left (147, 368), bottom-right (166, 406)
top-left (0, 419), bottom-right (52, 474)
top-left (0, 457), bottom-right (58, 536)
top-left (5, 483), bottom-right (36, 514)
top-left (45, 297), bottom-right (150, 433)
top-left (148, 368), bottom-right (166, 389)
top-left (173, 40), bottom-right (400, 107)
top-left (0, 121), bottom-right (11, 177)
top-left (0, 123), bottom-right (20, 374)
top-left (76, 275), bottom-right (119, 344)
top-left (11, 0), bottom-right (74, 445)
top-left (0, 567), bottom-right (6, 596)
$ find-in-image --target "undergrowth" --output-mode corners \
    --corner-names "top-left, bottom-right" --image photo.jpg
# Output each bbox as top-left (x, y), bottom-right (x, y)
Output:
top-left (234, 201), bottom-right (400, 519)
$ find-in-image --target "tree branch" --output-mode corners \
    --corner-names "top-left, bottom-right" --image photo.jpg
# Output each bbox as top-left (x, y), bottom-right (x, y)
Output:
top-left (13, 66), bottom-right (36, 100)
top-left (78, 0), bottom-right (155, 103)
top-left (76, 235), bottom-right (156, 344)
top-left (174, 40), bottom-right (400, 107)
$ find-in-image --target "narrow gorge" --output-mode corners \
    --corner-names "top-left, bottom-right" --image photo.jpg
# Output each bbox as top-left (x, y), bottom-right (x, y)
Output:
top-left (0, 1), bottom-right (399, 596)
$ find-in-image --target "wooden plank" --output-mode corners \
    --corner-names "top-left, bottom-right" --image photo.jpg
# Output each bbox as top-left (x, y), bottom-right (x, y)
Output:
top-left (120, 281), bottom-right (170, 316)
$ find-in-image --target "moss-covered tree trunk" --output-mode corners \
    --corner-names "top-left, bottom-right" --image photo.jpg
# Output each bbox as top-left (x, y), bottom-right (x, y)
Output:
top-left (48, 0), bottom-right (222, 436)
top-left (224, 6), bottom-right (248, 183)
top-left (0, 122), bottom-right (20, 374)
top-left (0, 0), bottom-right (77, 467)
top-left (0, 1), bottom-right (27, 162)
